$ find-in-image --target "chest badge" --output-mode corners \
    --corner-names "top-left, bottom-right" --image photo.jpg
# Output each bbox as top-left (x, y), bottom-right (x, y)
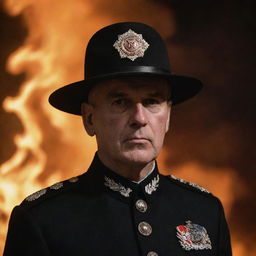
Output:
top-left (113, 29), bottom-right (149, 61)
top-left (176, 220), bottom-right (212, 250)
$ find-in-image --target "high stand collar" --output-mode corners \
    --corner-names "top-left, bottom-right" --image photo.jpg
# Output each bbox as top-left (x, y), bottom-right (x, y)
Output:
top-left (86, 153), bottom-right (161, 204)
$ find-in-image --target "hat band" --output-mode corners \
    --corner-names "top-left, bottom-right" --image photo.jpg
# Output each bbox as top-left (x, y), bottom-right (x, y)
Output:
top-left (87, 66), bottom-right (171, 79)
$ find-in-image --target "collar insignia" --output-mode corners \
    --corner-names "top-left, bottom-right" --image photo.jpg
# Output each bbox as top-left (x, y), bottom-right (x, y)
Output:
top-left (176, 220), bottom-right (212, 250)
top-left (145, 174), bottom-right (159, 195)
top-left (113, 29), bottom-right (149, 61)
top-left (104, 174), bottom-right (160, 197)
top-left (104, 176), bottom-right (132, 197)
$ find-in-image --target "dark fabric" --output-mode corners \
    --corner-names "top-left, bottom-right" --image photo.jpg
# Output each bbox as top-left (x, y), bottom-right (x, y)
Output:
top-left (4, 154), bottom-right (232, 256)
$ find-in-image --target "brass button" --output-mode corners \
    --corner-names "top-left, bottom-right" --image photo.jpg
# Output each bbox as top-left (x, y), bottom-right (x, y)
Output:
top-left (135, 199), bottom-right (148, 213)
top-left (147, 252), bottom-right (158, 256)
top-left (138, 221), bottom-right (152, 236)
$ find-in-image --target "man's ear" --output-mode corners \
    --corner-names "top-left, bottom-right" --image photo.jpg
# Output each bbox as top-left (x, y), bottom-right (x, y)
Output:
top-left (165, 102), bottom-right (172, 133)
top-left (81, 103), bottom-right (95, 136)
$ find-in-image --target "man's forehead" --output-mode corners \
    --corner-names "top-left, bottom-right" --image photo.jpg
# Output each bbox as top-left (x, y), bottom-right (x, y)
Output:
top-left (90, 77), bottom-right (170, 99)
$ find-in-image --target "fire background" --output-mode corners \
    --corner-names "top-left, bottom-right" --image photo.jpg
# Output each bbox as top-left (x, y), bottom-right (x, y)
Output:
top-left (0, 0), bottom-right (255, 255)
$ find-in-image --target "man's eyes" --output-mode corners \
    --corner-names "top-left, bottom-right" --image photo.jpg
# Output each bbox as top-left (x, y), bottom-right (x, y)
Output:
top-left (112, 98), bottom-right (160, 106)
top-left (110, 98), bottom-right (163, 113)
top-left (112, 98), bottom-right (129, 106)
top-left (143, 98), bottom-right (160, 106)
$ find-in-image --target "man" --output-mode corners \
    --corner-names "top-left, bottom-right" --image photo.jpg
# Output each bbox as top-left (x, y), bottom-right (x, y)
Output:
top-left (4, 22), bottom-right (232, 256)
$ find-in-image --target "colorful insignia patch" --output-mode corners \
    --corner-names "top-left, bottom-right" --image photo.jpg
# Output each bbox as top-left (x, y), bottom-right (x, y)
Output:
top-left (176, 220), bottom-right (212, 250)
top-left (113, 29), bottom-right (149, 61)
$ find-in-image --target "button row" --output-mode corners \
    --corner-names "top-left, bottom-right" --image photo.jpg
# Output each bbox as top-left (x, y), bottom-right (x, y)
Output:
top-left (136, 200), bottom-right (157, 255)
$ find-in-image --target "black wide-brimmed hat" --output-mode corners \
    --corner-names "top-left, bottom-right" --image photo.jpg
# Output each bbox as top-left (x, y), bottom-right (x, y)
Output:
top-left (49, 22), bottom-right (203, 115)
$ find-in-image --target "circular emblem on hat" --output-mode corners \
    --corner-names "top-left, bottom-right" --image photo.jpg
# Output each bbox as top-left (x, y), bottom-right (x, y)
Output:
top-left (113, 29), bottom-right (150, 61)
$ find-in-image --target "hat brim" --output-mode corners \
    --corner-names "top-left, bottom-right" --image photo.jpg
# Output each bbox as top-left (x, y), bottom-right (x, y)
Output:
top-left (49, 72), bottom-right (203, 115)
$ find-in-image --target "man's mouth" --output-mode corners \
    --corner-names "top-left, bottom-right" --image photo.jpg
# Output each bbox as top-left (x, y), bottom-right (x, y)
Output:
top-left (125, 137), bottom-right (150, 143)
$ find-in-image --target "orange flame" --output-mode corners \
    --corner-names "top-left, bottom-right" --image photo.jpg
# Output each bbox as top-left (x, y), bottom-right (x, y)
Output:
top-left (0, 0), bottom-right (174, 253)
top-left (0, 0), bottom-right (251, 255)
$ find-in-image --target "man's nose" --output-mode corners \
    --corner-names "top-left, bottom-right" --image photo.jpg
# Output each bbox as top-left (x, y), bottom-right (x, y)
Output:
top-left (129, 103), bottom-right (148, 128)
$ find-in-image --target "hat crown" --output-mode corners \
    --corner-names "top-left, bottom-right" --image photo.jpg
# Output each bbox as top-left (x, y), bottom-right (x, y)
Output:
top-left (85, 22), bottom-right (171, 80)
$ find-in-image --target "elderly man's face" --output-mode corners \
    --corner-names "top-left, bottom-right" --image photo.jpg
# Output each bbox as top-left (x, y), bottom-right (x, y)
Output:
top-left (81, 77), bottom-right (171, 166)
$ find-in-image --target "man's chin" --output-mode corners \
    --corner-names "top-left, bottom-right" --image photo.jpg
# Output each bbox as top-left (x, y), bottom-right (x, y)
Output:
top-left (121, 149), bottom-right (156, 165)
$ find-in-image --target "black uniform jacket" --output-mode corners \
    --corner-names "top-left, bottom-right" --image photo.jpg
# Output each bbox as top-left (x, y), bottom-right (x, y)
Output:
top-left (4, 153), bottom-right (232, 256)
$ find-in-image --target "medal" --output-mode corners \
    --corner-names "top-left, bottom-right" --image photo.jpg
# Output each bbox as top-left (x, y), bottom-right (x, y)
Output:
top-left (176, 220), bottom-right (212, 250)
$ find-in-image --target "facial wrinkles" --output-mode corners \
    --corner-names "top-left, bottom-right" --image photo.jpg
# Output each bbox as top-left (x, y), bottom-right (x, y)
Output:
top-left (89, 80), bottom-right (170, 138)
top-left (89, 79), bottom-right (170, 109)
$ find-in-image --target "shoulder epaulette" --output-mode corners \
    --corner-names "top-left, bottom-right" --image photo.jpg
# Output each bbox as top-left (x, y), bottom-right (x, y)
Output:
top-left (21, 176), bottom-right (80, 206)
top-left (167, 174), bottom-right (211, 194)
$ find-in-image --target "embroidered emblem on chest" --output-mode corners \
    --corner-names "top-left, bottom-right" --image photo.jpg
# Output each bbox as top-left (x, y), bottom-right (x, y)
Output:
top-left (104, 176), bottom-right (132, 197)
top-left (176, 220), bottom-right (212, 250)
top-left (113, 29), bottom-right (149, 61)
top-left (145, 174), bottom-right (159, 195)
top-left (170, 175), bottom-right (210, 193)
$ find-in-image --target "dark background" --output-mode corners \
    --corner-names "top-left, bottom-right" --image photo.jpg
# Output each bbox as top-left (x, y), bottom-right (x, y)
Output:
top-left (1, 0), bottom-right (256, 252)
top-left (162, 0), bottom-right (256, 247)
